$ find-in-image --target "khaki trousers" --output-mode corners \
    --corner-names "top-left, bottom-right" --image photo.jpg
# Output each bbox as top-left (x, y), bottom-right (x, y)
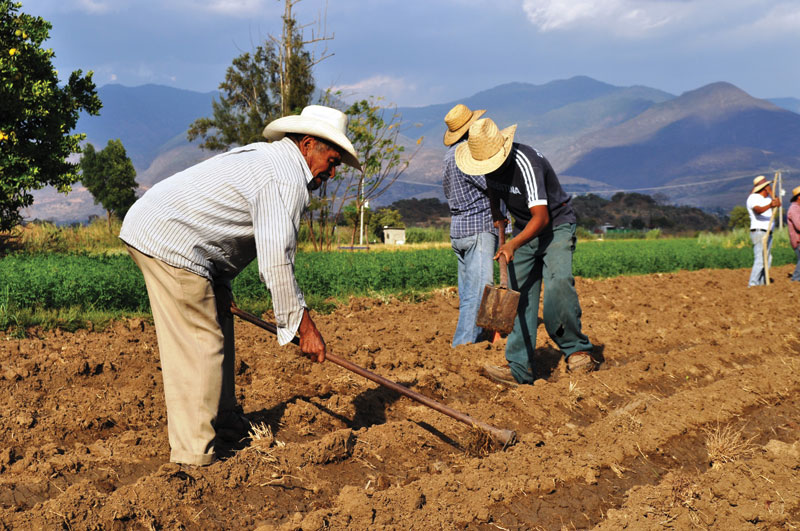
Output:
top-left (127, 245), bottom-right (236, 465)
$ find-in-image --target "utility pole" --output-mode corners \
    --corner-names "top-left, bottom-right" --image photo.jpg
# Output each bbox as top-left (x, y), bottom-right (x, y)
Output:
top-left (359, 200), bottom-right (368, 246)
top-left (777, 171), bottom-right (784, 230)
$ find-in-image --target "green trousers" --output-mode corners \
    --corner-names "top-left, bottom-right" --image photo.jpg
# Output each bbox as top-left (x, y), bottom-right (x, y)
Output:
top-left (505, 223), bottom-right (593, 384)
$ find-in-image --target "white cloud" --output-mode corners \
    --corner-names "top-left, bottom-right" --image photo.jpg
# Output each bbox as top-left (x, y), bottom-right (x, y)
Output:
top-left (76, 0), bottom-right (113, 14)
top-left (62, 0), bottom-right (120, 14)
top-left (676, 1), bottom-right (800, 51)
top-left (747, 2), bottom-right (800, 34)
top-left (519, 0), bottom-right (800, 44)
top-left (330, 76), bottom-right (417, 104)
top-left (521, 0), bottom-right (690, 35)
top-left (192, 0), bottom-right (270, 16)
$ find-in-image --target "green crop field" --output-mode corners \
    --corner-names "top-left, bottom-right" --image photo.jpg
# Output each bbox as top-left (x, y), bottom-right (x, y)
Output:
top-left (0, 236), bottom-right (795, 332)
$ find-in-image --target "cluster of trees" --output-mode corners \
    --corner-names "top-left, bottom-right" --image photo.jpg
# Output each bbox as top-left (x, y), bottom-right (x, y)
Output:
top-left (1, 1), bottom-right (137, 232)
top-left (572, 192), bottom-right (726, 233)
top-left (184, 0), bottom-right (421, 250)
top-left (5, 2), bottom-right (743, 242)
top-left (80, 140), bottom-right (138, 226)
top-left (1, 0), bottom-right (419, 243)
top-left (387, 198), bottom-right (450, 227)
top-left (0, 1), bottom-right (101, 231)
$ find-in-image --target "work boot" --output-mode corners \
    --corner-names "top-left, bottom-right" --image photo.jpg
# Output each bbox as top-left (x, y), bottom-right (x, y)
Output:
top-left (215, 407), bottom-right (251, 445)
top-left (567, 350), bottom-right (601, 373)
top-left (482, 364), bottom-right (519, 387)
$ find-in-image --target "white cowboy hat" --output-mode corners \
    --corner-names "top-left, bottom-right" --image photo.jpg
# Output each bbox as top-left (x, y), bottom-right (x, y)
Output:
top-left (443, 104), bottom-right (485, 146)
top-left (263, 105), bottom-right (361, 171)
top-left (752, 175), bottom-right (771, 193)
top-left (454, 118), bottom-right (517, 175)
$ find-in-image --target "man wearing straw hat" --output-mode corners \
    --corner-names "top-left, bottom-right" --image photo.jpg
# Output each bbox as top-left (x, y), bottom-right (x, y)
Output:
top-left (441, 103), bottom-right (498, 346)
top-left (787, 184), bottom-right (800, 282)
top-left (455, 118), bottom-right (599, 385)
top-left (746, 175), bottom-right (781, 286)
top-left (120, 105), bottom-right (361, 466)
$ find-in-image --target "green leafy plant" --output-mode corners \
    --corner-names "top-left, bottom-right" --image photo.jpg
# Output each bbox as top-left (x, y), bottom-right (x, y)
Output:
top-left (80, 139), bottom-right (138, 228)
top-left (0, 1), bottom-right (101, 231)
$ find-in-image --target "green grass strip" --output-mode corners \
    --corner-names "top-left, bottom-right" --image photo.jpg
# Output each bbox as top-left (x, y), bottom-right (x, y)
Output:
top-left (0, 238), bottom-right (795, 327)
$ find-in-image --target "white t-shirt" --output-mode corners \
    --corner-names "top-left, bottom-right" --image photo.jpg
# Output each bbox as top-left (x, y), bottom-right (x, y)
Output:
top-left (746, 193), bottom-right (773, 230)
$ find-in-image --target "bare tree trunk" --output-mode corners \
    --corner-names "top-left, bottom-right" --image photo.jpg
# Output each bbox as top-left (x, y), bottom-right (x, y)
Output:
top-left (281, 0), bottom-right (293, 117)
top-left (271, 0), bottom-right (333, 117)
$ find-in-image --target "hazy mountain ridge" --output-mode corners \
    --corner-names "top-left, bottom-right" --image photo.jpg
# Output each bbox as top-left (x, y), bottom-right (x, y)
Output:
top-left (769, 97), bottom-right (800, 114)
top-left (24, 77), bottom-right (800, 223)
top-left (555, 82), bottom-right (800, 205)
top-left (396, 76), bottom-right (673, 154)
top-left (79, 84), bottom-right (218, 169)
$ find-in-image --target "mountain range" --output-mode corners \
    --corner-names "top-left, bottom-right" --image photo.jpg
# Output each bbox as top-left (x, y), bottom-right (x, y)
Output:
top-left (24, 77), bottom-right (800, 223)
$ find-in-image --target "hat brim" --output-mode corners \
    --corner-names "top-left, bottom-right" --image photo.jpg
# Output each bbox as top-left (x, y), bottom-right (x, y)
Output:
top-left (443, 109), bottom-right (486, 146)
top-left (263, 115), bottom-right (362, 171)
top-left (454, 124), bottom-right (517, 175)
top-left (752, 181), bottom-right (772, 193)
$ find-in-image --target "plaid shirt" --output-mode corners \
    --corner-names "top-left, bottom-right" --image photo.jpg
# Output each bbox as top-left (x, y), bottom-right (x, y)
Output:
top-left (443, 141), bottom-right (498, 239)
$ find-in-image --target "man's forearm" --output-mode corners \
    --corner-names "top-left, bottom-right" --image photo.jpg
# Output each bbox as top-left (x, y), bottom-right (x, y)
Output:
top-left (509, 215), bottom-right (547, 251)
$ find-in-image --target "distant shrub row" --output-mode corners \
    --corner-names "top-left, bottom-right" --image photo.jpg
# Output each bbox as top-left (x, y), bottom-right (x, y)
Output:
top-left (0, 238), bottom-right (794, 316)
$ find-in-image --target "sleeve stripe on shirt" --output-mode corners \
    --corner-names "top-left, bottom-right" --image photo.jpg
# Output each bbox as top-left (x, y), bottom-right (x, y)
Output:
top-left (515, 151), bottom-right (539, 206)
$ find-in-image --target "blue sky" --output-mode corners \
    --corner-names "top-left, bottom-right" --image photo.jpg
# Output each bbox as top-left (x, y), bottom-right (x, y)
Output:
top-left (22, 0), bottom-right (800, 107)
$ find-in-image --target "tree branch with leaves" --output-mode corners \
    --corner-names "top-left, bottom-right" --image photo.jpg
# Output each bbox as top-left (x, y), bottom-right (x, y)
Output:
top-left (80, 139), bottom-right (138, 229)
top-left (304, 95), bottom-right (422, 249)
top-left (188, 0), bottom-right (332, 151)
top-left (0, 1), bottom-right (101, 231)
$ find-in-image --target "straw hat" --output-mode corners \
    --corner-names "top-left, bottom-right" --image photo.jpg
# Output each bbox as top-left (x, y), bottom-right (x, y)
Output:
top-left (454, 118), bottom-right (517, 176)
top-left (792, 185), bottom-right (800, 201)
top-left (752, 174), bottom-right (772, 193)
top-left (263, 105), bottom-right (361, 170)
top-left (443, 104), bottom-right (485, 146)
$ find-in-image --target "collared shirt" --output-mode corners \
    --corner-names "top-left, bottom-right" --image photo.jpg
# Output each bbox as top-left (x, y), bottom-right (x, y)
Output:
top-left (746, 193), bottom-right (772, 230)
top-left (443, 141), bottom-right (497, 239)
top-left (120, 137), bottom-right (312, 345)
top-left (787, 201), bottom-right (800, 249)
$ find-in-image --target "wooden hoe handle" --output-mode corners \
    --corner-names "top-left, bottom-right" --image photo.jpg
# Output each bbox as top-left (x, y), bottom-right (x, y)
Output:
top-left (230, 303), bottom-right (517, 447)
top-left (498, 221), bottom-right (509, 289)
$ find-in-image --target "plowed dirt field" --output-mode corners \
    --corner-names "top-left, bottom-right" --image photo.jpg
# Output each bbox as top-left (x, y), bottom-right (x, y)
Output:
top-left (1, 265), bottom-right (799, 530)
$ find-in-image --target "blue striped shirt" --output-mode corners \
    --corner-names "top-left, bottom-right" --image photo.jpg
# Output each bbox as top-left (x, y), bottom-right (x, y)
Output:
top-left (442, 141), bottom-right (498, 239)
top-left (120, 138), bottom-right (312, 345)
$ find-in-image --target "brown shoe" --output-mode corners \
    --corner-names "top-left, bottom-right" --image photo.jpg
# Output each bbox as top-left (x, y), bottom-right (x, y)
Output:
top-left (567, 351), bottom-right (600, 373)
top-left (483, 364), bottom-right (519, 387)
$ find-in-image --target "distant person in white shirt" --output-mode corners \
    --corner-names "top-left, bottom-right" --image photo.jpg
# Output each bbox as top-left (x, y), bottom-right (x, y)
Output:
top-left (120, 106), bottom-right (361, 466)
top-left (746, 175), bottom-right (781, 286)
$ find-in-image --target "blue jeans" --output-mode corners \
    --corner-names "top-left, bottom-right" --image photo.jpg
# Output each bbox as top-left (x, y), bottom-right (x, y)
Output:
top-left (505, 223), bottom-right (593, 384)
top-left (451, 231), bottom-right (498, 346)
top-left (792, 246), bottom-right (800, 281)
top-left (749, 230), bottom-right (773, 286)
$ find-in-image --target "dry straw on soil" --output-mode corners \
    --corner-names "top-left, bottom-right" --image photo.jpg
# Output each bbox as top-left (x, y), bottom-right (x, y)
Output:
top-left (704, 422), bottom-right (756, 468)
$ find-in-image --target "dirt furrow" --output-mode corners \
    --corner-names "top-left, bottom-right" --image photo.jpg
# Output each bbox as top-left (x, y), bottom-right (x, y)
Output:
top-left (1, 265), bottom-right (798, 529)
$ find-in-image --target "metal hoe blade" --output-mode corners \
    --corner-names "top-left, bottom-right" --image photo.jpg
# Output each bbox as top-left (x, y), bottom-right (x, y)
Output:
top-left (476, 284), bottom-right (520, 335)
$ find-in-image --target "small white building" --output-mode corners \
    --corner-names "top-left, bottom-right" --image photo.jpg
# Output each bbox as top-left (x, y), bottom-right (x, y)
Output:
top-left (382, 227), bottom-right (406, 245)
